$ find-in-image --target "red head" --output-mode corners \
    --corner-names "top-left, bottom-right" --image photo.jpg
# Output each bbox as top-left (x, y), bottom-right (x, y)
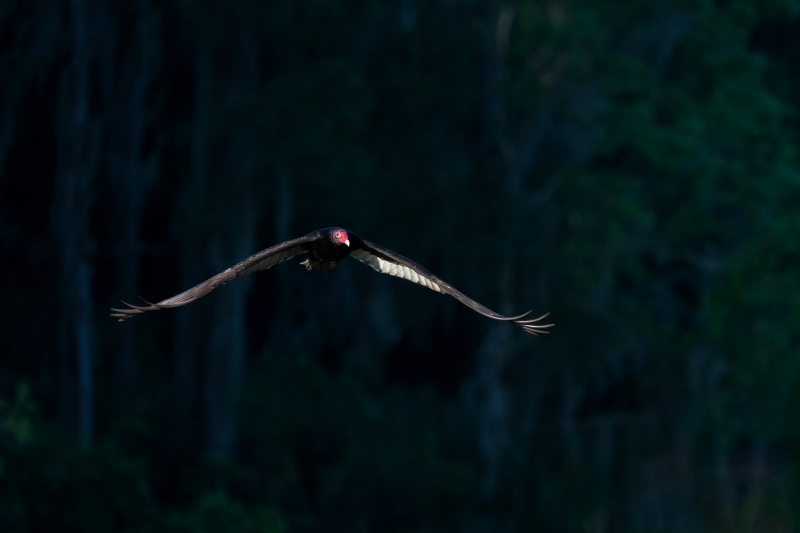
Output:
top-left (332, 229), bottom-right (350, 247)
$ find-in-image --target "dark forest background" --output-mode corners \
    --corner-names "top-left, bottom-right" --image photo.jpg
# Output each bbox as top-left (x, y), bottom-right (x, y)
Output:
top-left (2, 0), bottom-right (800, 531)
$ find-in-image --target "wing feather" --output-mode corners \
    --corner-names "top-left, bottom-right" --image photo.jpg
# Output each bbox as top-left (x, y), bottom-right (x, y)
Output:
top-left (348, 234), bottom-right (553, 335)
top-left (111, 234), bottom-right (316, 322)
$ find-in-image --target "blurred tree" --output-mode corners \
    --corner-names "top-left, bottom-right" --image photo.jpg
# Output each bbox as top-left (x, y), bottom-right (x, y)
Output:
top-left (52, 0), bottom-right (98, 451)
top-left (103, 0), bottom-right (161, 408)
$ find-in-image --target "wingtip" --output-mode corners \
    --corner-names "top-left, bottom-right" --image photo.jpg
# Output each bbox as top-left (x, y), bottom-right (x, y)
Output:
top-left (110, 310), bottom-right (133, 322)
top-left (512, 312), bottom-right (553, 336)
top-left (489, 310), bottom-right (534, 322)
top-left (110, 298), bottom-right (164, 322)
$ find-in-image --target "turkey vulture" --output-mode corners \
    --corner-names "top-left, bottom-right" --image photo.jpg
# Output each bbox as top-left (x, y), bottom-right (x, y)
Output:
top-left (111, 227), bottom-right (553, 335)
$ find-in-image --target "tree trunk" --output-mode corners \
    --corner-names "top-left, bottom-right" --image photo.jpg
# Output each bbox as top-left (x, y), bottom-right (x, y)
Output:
top-left (205, 210), bottom-right (254, 460)
top-left (109, 1), bottom-right (159, 408)
top-left (172, 34), bottom-right (213, 424)
top-left (204, 32), bottom-right (258, 461)
top-left (53, 0), bottom-right (95, 451)
top-left (476, 4), bottom-right (555, 523)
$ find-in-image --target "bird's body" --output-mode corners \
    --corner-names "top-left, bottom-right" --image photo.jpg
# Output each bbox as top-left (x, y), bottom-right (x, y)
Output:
top-left (299, 227), bottom-right (351, 271)
top-left (112, 227), bottom-right (552, 335)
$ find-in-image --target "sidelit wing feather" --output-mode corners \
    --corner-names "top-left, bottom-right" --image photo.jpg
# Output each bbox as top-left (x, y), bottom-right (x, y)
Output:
top-left (111, 235), bottom-right (315, 322)
top-left (348, 235), bottom-right (553, 335)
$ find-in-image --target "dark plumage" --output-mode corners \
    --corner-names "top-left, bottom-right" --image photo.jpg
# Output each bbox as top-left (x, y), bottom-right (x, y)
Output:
top-left (111, 227), bottom-right (553, 335)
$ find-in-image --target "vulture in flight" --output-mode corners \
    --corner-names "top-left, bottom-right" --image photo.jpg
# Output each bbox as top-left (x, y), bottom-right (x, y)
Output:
top-left (111, 227), bottom-right (553, 335)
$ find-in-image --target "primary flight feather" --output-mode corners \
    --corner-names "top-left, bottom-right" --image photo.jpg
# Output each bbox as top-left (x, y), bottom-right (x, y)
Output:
top-left (111, 227), bottom-right (553, 335)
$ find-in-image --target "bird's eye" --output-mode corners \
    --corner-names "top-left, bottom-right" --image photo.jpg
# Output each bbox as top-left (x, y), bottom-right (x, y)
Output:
top-left (335, 232), bottom-right (341, 238)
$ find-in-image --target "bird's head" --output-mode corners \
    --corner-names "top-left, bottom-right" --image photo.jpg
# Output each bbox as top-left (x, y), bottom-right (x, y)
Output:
top-left (331, 228), bottom-right (350, 247)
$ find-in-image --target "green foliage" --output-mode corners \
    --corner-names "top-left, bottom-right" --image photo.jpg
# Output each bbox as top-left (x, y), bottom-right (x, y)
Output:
top-left (0, 387), bottom-right (155, 532)
top-left (165, 493), bottom-right (285, 533)
top-left (239, 355), bottom-right (478, 530)
top-left (0, 383), bottom-right (35, 448)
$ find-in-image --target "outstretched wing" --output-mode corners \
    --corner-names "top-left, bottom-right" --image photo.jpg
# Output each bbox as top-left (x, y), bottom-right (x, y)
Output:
top-left (111, 233), bottom-right (317, 322)
top-left (347, 234), bottom-right (552, 335)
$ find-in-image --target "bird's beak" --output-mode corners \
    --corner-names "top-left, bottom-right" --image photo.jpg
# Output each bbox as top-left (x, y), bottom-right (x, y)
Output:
top-left (345, 239), bottom-right (350, 247)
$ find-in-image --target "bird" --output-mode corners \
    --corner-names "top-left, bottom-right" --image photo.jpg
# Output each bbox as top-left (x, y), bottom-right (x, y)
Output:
top-left (111, 227), bottom-right (553, 335)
